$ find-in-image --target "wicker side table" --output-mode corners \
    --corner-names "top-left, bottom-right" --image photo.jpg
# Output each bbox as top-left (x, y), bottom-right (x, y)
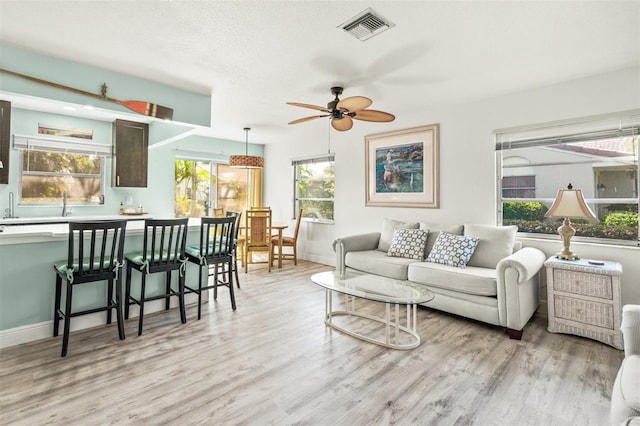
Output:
top-left (544, 257), bottom-right (623, 350)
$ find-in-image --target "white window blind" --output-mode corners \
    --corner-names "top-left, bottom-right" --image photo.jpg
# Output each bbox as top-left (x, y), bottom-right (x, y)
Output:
top-left (291, 153), bottom-right (335, 166)
top-left (14, 134), bottom-right (111, 156)
top-left (495, 109), bottom-right (640, 150)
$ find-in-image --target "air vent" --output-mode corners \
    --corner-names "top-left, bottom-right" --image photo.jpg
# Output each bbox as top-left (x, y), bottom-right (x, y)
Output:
top-left (338, 8), bottom-right (395, 41)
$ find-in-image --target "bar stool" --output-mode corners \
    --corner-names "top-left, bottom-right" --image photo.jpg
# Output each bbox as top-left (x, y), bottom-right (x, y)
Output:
top-left (225, 211), bottom-right (242, 288)
top-left (124, 218), bottom-right (188, 335)
top-left (53, 220), bottom-right (127, 357)
top-left (185, 216), bottom-right (236, 319)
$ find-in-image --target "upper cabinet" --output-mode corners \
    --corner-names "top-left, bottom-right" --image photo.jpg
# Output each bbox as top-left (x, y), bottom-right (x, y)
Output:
top-left (112, 119), bottom-right (148, 187)
top-left (0, 100), bottom-right (11, 184)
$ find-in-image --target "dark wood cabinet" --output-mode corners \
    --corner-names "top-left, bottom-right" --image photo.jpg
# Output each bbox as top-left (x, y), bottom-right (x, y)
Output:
top-left (0, 100), bottom-right (11, 184)
top-left (112, 119), bottom-right (148, 187)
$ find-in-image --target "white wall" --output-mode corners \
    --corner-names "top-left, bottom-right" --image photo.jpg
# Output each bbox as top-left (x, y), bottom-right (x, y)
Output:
top-left (264, 67), bottom-right (640, 305)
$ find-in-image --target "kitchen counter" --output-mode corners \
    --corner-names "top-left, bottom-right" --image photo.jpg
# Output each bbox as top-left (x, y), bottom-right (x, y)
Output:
top-left (0, 215), bottom-right (201, 245)
top-left (0, 214), bottom-right (152, 226)
top-left (0, 216), bottom-right (204, 341)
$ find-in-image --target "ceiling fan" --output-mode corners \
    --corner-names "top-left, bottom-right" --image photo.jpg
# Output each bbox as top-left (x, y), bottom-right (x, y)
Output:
top-left (287, 86), bottom-right (395, 131)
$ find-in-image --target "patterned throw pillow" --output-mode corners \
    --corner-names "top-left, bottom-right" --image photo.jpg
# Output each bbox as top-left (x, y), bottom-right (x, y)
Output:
top-left (387, 228), bottom-right (429, 260)
top-left (426, 232), bottom-right (480, 268)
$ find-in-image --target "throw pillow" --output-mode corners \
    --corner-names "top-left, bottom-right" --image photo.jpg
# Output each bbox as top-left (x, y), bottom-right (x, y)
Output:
top-left (387, 228), bottom-right (429, 260)
top-left (464, 224), bottom-right (518, 268)
top-left (419, 223), bottom-right (464, 258)
top-left (426, 232), bottom-right (480, 268)
top-left (377, 218), bottom-right (419, 252)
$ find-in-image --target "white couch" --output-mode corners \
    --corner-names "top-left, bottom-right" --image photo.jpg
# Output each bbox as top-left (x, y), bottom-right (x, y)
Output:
top-left (611, 305), bottom-right (640, 425)
top-left (333, 219), bottom-right (547, 339)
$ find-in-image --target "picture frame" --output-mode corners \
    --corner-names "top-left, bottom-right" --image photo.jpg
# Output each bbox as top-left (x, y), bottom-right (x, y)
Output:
top-left (365, 123), bottom-right (439, 208)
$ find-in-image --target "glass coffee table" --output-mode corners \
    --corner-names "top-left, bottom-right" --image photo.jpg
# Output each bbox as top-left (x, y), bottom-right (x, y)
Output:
top-left (311, 270), bottom-right (434, 350)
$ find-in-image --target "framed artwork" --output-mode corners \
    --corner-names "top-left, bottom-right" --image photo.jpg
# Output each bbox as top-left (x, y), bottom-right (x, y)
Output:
top-left (38, 123), bottom-right (93, 139)
top-left (365, 124), bottom-right (439, 208)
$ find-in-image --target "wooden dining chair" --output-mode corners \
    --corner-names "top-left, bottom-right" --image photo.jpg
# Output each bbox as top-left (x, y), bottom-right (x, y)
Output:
top-left (271, 208), bottom-right (303, 266)
top-left (184, 216), bottom-right (236, 318)
top-left (124, 218), bottom-right (189, 336)
top-left (53, 220), bottom-right (127, 357)
top-left (243, 207), bottom-right (272, 273)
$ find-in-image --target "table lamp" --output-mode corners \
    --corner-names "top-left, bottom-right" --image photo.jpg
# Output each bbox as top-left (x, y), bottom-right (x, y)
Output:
top-left (544, 183), bottom-right (597, 260)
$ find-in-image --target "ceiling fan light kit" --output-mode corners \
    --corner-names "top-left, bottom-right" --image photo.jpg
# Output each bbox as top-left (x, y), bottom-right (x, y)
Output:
top-left (287, 86), bottom-right (395, 131)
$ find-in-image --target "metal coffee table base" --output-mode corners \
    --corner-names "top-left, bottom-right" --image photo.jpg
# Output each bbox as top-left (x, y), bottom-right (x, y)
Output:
top-left (324, 289), bottom-right (421, 350)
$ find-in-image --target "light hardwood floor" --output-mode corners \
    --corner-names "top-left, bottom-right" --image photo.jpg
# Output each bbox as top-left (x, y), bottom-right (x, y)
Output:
top-left (0, 260), bottom-right (624, 425)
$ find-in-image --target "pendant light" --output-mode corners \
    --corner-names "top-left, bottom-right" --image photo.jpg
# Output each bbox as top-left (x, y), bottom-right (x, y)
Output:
top-left (229, 127), bottom-right (264, 168)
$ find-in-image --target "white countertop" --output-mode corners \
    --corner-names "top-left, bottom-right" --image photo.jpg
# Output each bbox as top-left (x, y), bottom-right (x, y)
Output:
top-left (0, 215), bottom-right (202, 245)
top-left (0, 214), bottom-right (151, 225)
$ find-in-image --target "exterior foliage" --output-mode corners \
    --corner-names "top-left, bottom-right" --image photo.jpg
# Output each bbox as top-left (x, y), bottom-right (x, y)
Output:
top-left (503, 202), bottom-right (638, 241)
top-left (21, 150), bottom-right (103, 204)
top-left (296, 162), bottom-right (335, 221)
top-left (503, 201), bottom-right (547, 221)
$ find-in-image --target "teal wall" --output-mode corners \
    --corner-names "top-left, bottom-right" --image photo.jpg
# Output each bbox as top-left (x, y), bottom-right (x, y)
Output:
top-left (0, 43), bottom-right (211, 127)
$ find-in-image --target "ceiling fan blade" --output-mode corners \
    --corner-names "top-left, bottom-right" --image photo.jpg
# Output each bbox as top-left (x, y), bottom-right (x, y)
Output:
top-left (331, 116), bottom-right (353, 131)
top-left (352, 109), bottom-right (396, 122)
top-left (336, 96), bottom-right (372, 112)
top-left (288, 115), bottom-right (328, 125)
top-left (286, 102), bottom-right (330, 112)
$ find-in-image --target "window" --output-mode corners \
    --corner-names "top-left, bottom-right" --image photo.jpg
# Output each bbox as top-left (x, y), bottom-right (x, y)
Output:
top-left (174, 159), bottom-right (250, 217)
top-left (495, 110), bottom-right (639, 244)
top-left (15, 134), bottom-right (107, 205)
top-left (293, 154), bottom-right (335, 223)
top-left (502, 175), bottom-right (536, 198)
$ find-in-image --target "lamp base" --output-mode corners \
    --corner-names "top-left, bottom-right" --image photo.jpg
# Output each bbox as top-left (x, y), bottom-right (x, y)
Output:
top-left (555, 252), bottom-right (580, 261)
top-left (556, 218), bottom-right (579, 261)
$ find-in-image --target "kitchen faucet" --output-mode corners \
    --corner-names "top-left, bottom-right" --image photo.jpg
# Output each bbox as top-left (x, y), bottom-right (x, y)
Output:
top-left (3, 191), bottom-right (16, 219)
top-left (61, 190), bottom-right (68, 217)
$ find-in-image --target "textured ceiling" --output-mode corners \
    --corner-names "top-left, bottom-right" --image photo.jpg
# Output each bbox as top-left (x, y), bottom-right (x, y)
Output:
top-left (0, 0), bottom-right (638, 145)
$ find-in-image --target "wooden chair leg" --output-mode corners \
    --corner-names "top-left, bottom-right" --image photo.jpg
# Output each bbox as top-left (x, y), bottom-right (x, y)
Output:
top-left (53, 274), bottom-right (62, 337)
top-left (115, 275), bottom-right (125, 340)
top-left (244, 246), bottom-right (249, 273)
top-left (213, 264), bottom-right (219, 301)
top-left (228, 260), bottom-right (237, 311)
top-left (106, 278), bottom-right (113, 324)
top-left (61, 281), bottom-right (73, 357)
top-left (233, 250), bottom-right (240, 288)
top-left (138, 273), bottom-right (146, 336)
top-left (165, 271), bottom-right (171, 311)
top-left (197, 264), bottom-right (204, 320)
top-left (178, 273), bottom-right (187, 324)
top-left (124, 264), bottom-right (132, 320)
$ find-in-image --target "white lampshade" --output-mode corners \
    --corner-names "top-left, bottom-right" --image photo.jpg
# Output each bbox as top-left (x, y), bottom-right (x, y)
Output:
top-left (545, 184), bottom-right (597, 220)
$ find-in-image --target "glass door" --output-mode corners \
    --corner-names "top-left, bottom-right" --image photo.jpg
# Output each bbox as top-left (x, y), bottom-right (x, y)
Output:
top-left (175, 160), bottom-right (250, 218)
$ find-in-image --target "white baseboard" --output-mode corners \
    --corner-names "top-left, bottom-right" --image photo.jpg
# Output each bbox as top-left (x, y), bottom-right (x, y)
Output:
top-left (0, 292), bottom-right (202, 349)
top-left (303, 253), bottom-right (334, 267)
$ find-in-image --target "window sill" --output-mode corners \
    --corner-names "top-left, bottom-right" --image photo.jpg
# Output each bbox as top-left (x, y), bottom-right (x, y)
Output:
top-left (516, 232), bottom-right (640, 249)
top-left (302, 218), bottom-right (334, 225)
